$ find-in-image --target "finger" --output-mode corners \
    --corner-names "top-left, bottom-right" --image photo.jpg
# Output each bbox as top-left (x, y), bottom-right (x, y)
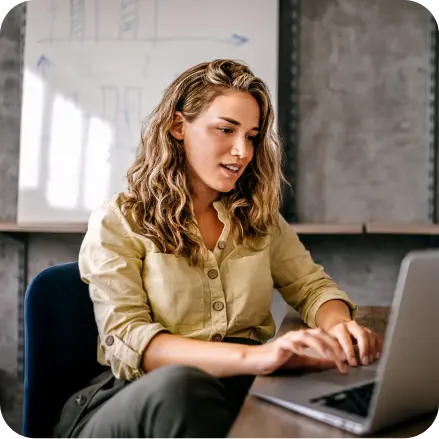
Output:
top-left (367, 331), bottom-right (376, 364)
top-left (334, 324), bottom-right (357, 367)
top-left (288, 328), bottom-right (345, 361)
top-left (293, 355), bottom-right (337, 370)
top-left (291, 330), bottom-right (347, 374)
top-left (349, 325), bottom-right (370, 365)
top-left (374, 333), bottom-right (383, 359)
top-left (277, 338), bottom-right (300, 358)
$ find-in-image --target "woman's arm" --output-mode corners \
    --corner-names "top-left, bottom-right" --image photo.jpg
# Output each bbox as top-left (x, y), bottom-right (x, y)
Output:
top-left (270, 215), bottom-right (381, 365)
top-left (315, 299), bottom-right (352, 331)
top-left (142, 333), bottom-right (251, 377)
top-left (270, 214), bottom-right (357, 328)
top-left (143, 330), bottom-right (348, 377)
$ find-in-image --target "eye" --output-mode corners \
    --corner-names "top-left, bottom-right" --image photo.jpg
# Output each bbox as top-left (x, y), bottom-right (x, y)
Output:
top-left (219, 127), bottom-right (233, 134)
top-left (247, 134), bottom-right (258, 143)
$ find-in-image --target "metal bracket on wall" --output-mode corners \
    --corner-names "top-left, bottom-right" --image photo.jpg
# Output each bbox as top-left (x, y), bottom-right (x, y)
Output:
top-left (0, 232), bottom-right (29, 382)
top-left (279, 0), bottom-right (300, 223)
top-left (429, 16), bottom-right (439, 224)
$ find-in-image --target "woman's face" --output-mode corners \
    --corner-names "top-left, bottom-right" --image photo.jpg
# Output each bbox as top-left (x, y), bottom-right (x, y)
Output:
top-left (172, 90), bottom-right (260, 196)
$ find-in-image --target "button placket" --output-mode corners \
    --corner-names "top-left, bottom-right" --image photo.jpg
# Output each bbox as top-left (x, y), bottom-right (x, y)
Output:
top-left (213, 222), bottom-right (230, 261)
top-left (205, 261), bottom-right (226, 339)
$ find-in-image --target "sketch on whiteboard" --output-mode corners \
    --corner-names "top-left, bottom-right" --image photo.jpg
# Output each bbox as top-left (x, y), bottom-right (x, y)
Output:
top-left (101, 85), bottom-right (142, 153)
top-left (18, 0), bottom-right (278, 223)
top-left (47, 0), bottom-right (57, 43)
top-left (119, 0), bottom-right (140, 40)
top-left (37, 0), bottom-right (249, 46)
top-left (70, 0), bottom-right (85, 40)
top-left (36, 54), bottom-right (50, 77)
top-left (33, 0), bottom-right (253, 163)
top-left (101, 86), bottom-right (120, 129)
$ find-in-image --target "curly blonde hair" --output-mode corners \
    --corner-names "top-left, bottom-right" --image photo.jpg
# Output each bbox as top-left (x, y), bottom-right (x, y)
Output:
top-left (122, 59), bottom-right (286, 265)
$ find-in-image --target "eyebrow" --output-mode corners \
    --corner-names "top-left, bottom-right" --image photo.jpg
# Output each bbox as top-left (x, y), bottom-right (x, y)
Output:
top-left (217, 117), bottom-right (260, 132)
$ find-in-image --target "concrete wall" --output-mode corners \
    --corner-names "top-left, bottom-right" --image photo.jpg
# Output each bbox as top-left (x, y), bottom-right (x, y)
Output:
top-left (298, 0), bottom-right (434, 223)
top-left (0, 0), bottom-right (436, 383)
top-left (0, 3), bottom-right (21, 221)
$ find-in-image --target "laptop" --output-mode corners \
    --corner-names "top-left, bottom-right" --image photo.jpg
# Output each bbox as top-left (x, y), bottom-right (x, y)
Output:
top-left (251, 250), bottom-right (439, 435)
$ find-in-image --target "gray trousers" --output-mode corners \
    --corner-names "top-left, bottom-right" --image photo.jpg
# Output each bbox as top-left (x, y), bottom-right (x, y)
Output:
top-left (53, 338), bottom-right (258, 438)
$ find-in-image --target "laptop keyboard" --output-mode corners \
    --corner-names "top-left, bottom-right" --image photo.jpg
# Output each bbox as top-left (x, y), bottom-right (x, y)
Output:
top-left (310, 382), bottom-right (376, 418)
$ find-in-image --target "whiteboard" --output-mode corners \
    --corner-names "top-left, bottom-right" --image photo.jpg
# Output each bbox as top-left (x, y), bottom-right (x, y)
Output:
top-left (17, 0), bottom-right (278, 225)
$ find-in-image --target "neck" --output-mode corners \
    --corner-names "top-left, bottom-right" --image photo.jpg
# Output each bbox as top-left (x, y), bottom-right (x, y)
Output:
top-left (190, 179), bottom-right (220, 216)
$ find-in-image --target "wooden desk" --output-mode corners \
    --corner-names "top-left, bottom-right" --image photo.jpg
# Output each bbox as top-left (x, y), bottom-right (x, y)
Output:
top-left (229, 306), bottom-right (437, 438)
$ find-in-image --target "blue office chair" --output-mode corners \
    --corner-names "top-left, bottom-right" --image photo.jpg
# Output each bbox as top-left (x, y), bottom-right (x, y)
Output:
top-left (22, 262), bottom-right (106, 438)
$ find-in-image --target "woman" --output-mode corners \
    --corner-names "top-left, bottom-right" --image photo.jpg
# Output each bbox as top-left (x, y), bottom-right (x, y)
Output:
top-left (54, 59), bottom-right (381, 438)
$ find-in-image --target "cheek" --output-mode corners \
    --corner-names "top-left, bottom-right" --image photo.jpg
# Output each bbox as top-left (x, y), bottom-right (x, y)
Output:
top-left (185, 130), bottom-right (224, 166)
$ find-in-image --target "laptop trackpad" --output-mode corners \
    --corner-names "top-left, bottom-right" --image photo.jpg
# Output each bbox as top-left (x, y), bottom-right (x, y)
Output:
top-left (299, 364), bottom-right (377, 396)
top-left (251, 363), bottom-right (379, 405)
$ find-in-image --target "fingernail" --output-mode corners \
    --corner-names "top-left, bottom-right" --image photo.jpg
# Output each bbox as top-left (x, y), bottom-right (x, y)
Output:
top-left (369, 355), bottom-right (374, 364)
top-left (362, 356), bottom-right (369, 365)
top-left (351, 357), bottom-right (358, 366)
top-left (375, 352), bottom-right (380, 359)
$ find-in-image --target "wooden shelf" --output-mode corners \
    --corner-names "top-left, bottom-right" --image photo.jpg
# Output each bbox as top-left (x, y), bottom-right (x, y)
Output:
top-left (291, 223), bottom-right (364, 234)
top-left (365, 222), bottom-right (439, 235)
top-left (1, 221), bottom-right (439, 236)
top-left (0, 222), bottom-right (87, 233)
top-left (0, 222), bottom-right (364, 235)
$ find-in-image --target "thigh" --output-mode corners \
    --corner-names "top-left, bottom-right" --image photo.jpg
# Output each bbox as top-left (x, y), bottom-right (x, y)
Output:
top-left (219, 373), bottom-right (256, 413)
top-left (77, 364), bottom-right (247, 438)
top-left (53, 369), bottom-right (118, 438)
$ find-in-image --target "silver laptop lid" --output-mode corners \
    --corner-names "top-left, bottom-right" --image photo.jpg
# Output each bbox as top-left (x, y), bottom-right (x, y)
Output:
top-left (367, 250), bottom-right (439, 432)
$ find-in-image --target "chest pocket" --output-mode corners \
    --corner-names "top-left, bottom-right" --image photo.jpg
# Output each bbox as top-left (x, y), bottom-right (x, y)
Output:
top-left (143, 253), bottom-right (204, 333)
top-left (226, 251), bottom-right (274, 327)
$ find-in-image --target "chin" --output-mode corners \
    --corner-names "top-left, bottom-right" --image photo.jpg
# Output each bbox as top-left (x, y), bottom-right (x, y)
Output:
top-left (213, 182), bottom-right (236, 193)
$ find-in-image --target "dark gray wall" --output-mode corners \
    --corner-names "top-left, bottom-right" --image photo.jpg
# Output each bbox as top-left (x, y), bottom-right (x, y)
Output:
top-left (0, 3), bottom-right (21, 221)
top-left (298, 0), bottom-right (433, 223)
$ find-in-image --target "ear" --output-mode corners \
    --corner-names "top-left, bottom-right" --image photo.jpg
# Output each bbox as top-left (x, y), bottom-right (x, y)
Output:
top-left (170, 111), bottom-right (186, 141)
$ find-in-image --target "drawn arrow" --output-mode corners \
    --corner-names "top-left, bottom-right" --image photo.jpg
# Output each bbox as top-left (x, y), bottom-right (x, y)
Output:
top-left (37, 54), bottom-right (51, 76)
top-left (230, 34), bottom-right (249, 46)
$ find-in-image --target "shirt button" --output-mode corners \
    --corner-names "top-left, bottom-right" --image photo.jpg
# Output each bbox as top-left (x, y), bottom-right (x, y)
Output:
top-left (218, 241), bottom-right (226, 250)
top-left (105, 335), bottom-right (115, 346)
top-left (211, 333), bottom-right (222, 342)
top-left (213, 301), bottom-right (224, 311)
top-left (207, 269), bottom-right (218, 279)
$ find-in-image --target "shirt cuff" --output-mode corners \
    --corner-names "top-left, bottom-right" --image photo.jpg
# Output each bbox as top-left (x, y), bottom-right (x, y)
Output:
top-left (102, 323), bottom-right (171, 380)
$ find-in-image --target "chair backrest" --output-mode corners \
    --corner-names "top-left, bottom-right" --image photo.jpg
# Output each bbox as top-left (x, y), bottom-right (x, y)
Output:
top-left (22, 262), bottom-right (106, 438)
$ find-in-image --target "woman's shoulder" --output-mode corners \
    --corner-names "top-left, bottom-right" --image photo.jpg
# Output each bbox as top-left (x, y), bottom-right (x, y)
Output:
top-left (89, 192), bottom-right (142, 235)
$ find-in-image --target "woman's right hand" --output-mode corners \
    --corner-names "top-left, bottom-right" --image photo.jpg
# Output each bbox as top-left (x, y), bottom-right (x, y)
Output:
top-left (246, 328), bottom-right (348, 376)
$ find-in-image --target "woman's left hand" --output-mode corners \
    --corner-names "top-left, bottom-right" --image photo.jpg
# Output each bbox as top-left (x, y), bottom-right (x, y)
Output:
top-left (327, 320), bottom-right (383, 367)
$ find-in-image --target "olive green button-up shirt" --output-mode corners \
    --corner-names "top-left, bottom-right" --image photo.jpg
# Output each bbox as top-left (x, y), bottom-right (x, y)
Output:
top-left (78, 194), bottom-right (357, 381)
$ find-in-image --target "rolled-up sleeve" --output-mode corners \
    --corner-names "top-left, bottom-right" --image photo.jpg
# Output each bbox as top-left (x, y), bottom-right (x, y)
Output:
top-left (270, 215), bottom-right (357, 328)
top-left (79, 199), bottom-right (170, 381)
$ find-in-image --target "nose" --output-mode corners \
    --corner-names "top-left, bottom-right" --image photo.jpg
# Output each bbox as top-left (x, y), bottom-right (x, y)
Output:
top-left (231, 136), bottom-right (252, 160)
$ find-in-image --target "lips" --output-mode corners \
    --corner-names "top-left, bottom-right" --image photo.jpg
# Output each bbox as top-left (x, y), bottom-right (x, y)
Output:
top-left (220, 164), bottom-right (242, 178)
top-left (221, 164), bottom-right (240, 173)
